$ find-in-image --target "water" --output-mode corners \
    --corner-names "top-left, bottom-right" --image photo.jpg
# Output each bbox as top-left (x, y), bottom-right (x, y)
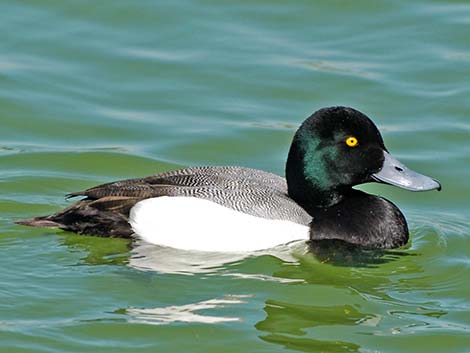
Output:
top-left (1, 1), bottom-right (469, 352)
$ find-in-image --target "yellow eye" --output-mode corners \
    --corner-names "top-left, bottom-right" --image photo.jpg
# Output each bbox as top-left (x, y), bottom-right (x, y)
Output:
top-left (345, 136), bottom-right (358, 147)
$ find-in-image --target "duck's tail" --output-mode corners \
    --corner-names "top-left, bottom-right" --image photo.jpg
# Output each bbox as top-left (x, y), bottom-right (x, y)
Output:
top-left (15, 216), bottom-right (63, 228)
top-left (15, 198), bottom-right (136, 238)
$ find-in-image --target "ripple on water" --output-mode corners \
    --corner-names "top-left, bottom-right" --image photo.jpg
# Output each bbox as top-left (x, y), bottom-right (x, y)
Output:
top-left (1, 0), bottom-right (469, 352)
top-left (122, 295), bottom-right (249, 325)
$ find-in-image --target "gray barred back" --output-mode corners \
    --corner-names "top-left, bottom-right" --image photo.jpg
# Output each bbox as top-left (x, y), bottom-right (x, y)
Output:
top-left (71, 166), bottom-right (312, 225)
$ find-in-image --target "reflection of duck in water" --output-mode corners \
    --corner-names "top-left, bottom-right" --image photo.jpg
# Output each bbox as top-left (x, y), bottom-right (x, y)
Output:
top-left (17, 107), bottom-right (440, 251)
top-left (256, 298), bottom-right (363, 353)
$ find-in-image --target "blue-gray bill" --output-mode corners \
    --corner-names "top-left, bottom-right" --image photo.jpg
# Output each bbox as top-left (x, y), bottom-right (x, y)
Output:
top-left (372, 151), bottom-right (441, 192)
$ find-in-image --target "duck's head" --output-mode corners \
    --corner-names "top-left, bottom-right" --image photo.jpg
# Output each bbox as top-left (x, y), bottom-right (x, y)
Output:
top-left (286, 106), bottom-right (441, 210)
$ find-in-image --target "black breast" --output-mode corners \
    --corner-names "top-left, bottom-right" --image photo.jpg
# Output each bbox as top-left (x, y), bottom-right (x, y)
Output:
top-left (309, 190), bottom-right (409, 249)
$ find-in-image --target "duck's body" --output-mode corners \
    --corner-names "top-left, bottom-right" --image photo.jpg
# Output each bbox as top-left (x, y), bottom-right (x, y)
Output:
top-left (17, 107), bottom-right (440, 251)
top-left (25, 166), bottom-right (313, 251)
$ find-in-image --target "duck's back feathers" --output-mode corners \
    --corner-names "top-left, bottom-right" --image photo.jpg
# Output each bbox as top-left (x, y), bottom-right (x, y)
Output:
top-left (70, 166), bottom-right (311, 222)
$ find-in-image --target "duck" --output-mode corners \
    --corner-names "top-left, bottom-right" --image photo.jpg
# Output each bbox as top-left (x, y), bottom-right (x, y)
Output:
top-left (16, 106), bottom-right (441, 252)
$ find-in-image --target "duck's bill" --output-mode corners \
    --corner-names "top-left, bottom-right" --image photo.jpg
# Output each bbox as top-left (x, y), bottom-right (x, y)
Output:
top-left (372, 151), bottom-right (441, 192)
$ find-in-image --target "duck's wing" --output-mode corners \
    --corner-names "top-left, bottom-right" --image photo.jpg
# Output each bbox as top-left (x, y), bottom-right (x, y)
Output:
top-left (16, 166), bottom-right (311, 237)
top-left (67, 166), bottom-right (288, 199)
top-left (68, 166), bottom-right (310, 222)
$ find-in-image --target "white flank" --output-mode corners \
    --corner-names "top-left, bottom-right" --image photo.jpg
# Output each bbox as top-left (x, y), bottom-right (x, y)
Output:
top-left (129, 196), bottom-right (309, 252)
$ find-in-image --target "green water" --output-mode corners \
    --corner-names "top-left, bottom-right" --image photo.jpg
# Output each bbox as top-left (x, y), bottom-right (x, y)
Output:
top-left (1, 1), bottom-right (469, 352)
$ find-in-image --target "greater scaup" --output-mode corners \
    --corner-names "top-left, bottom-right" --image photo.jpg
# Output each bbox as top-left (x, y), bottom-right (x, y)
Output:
top-left (17, 107), bottom-right (441, 251)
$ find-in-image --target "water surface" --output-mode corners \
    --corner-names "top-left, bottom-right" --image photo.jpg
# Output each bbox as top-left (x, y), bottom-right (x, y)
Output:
top-left (1, 1), bottom-right (469, 352)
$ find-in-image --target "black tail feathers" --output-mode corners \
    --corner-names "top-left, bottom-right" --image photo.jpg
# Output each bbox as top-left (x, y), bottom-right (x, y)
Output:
top-left (15, 216), bottom-right (63, 228)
